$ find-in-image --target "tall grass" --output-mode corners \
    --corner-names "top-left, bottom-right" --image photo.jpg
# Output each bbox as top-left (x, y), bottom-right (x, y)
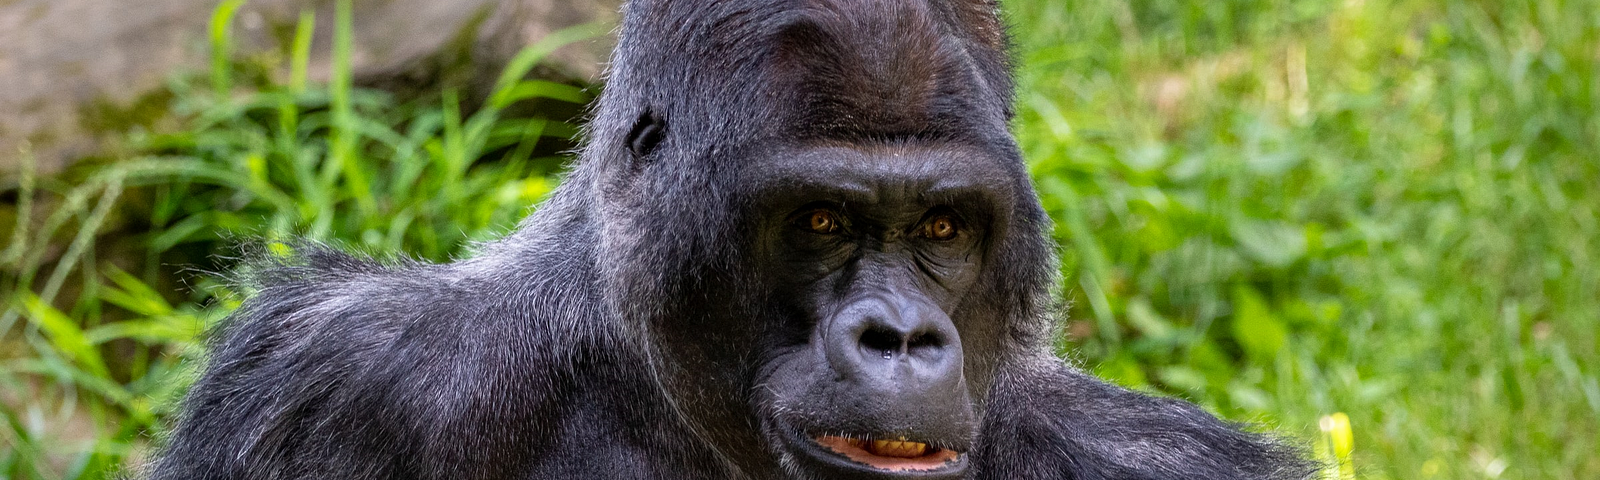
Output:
top-left (2, 0), bottom-right (1596, 478)
top-left (1010, 0), bottom-right (1599, 478)
top-left (0, 1), bottom-right (599, 477)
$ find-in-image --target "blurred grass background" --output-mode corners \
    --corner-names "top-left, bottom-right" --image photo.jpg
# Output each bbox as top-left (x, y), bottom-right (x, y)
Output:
top-left (1, 0), bottom-right (1596, 478)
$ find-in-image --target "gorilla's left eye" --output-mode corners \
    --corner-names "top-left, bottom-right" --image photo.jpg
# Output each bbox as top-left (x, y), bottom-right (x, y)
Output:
top-left (921, 215), bottom-right (959, 241)
top-left (804, 210), bottom-right (841, 234)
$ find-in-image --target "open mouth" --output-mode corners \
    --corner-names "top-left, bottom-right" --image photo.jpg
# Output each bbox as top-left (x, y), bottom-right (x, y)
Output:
top-left (811, 435), bottom-right (964, 473)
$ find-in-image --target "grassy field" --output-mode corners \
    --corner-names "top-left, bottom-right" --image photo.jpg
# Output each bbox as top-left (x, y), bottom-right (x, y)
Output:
top-left (2, 0), bottom-right (1597, 478)
top-left (1012, 1), bottom-right (1599, 478)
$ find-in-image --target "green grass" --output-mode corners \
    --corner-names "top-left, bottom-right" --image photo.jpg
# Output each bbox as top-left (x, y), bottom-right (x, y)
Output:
top-left (1010, 0), bottom-right (1599, 478)
top-left (2, 0), bottom-right (1597, 478)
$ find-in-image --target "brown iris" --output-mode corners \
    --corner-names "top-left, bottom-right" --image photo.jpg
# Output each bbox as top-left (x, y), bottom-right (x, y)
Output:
top-left (807, 211), bottom-right (841, 234)
top-left (923, 216), bottom-right (958, 240)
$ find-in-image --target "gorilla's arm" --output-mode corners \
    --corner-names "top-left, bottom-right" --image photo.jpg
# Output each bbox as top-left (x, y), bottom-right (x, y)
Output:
top-left (973, 356), bottom-right (1318, 480)
top-left (145, 249), bottom-right (552, 480)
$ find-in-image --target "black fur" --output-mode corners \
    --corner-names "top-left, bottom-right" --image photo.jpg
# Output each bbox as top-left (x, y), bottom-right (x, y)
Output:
top-left (147, 0), bottom-right (1315, 479)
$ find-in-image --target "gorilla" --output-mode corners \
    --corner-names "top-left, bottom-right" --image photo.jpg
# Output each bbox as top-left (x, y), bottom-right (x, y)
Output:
top-left (149, 0), bottom-right (1314, 479)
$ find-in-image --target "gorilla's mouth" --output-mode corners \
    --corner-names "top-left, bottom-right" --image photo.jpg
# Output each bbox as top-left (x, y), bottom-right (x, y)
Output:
top-left (769, 415), bottom-right (969, 477)
top-left (812, 435), bottom-right (963, 472)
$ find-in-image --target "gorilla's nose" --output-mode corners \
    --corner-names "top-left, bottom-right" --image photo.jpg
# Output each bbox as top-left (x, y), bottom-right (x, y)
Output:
top-left (826, 295), bottom-right (964, 398)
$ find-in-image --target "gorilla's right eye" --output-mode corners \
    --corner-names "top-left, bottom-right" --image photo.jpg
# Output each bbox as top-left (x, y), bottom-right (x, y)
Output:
top-left (921, 215), bottom-right (959, 241)
top-left (804, 210), bottom-right (841, 234)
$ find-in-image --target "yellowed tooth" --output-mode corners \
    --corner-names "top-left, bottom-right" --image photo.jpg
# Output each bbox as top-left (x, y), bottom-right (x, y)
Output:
top-left (862, 438), bottom-right (932, 458)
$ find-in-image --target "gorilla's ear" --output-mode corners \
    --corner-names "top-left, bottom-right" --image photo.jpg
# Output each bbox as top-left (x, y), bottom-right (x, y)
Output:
top-left (626, 109), bottom-right (667, 161)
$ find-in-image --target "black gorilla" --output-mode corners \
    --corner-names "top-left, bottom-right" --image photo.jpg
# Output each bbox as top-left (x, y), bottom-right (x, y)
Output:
top-left (149, 0), bottom-right (1314, 479)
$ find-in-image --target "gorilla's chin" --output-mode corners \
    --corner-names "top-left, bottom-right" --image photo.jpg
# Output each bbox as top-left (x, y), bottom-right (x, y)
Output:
top-left (771, 422), bottom-right (969, 479)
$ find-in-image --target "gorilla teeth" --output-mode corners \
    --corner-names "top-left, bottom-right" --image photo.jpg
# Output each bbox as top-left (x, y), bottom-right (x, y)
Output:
top-left (815, 435), bottom-right (962, 471)
top-left (868, 438), bottom-right (930, 458)
top-left (825, 435), bottom-right (934, 457)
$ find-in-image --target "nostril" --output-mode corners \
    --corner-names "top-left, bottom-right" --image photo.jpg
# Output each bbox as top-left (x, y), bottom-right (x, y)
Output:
top-left (906, 331), bottom-right (944, 351)
top-left (859, 327), bottom-right (902, 359)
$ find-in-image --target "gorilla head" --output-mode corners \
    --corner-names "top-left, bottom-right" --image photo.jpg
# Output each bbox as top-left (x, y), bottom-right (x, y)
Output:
top-left (588, 0), bottom-right (1049, 476)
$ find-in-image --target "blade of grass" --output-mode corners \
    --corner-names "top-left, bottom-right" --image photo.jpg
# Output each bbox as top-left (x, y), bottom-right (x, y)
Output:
top-left (37, 176), bottom-right (124, 317)
top-left (98, 265), bottom-right (174, 318)
top-left (329, 0), bottom-right (375, 219)
top-left (488, 23), bottom-right (609, 109)
top-left (289, 8), bottom-right (316, 93)
top-left (0, 379), bottom-right (49, 480)
top-left (277, 10), bottom-right (317, 191)
top-left (2, 142), bottom-right (35, 267)
top-left (494, 80), bottom-right (591, 107)
top-left (209, 0), bottom-right (247, 97)
top-left (17, 295), bottom-right (110, 380)
top-left (3, 177), bottom-right (98, 337)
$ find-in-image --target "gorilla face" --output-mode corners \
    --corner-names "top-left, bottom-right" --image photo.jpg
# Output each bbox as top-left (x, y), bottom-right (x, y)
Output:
top-left (747, 144), bottom-right (1023, 479)
top-left (601, 140), bottom-right (1034, 479)
top-left (588, 1), bottom-right (1054, 477)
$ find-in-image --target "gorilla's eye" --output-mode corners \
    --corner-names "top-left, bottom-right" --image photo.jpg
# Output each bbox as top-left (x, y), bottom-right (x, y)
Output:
top-left (922, 215), bottom-right (959, 241)
top-left (805, 210), bottom-right (841, 234)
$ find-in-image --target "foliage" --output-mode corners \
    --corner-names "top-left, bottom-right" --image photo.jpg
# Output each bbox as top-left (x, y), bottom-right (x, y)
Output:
top-left (0, 1), bottom-right (598, 477)
top-left (2, 0), bottom-right (1596, 478)
top-left (1010, 0), bottom-right (1599, 478)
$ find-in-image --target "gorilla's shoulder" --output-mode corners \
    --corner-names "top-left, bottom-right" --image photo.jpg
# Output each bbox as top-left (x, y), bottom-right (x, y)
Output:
top-left (230, 242), bottom-right (459, 297)
top-left (223, 244), bottom-right (456, 329)
top-left (150, 243), bottom-right (580, 479)
top-left (200, 243), bottom-right (521, 394)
